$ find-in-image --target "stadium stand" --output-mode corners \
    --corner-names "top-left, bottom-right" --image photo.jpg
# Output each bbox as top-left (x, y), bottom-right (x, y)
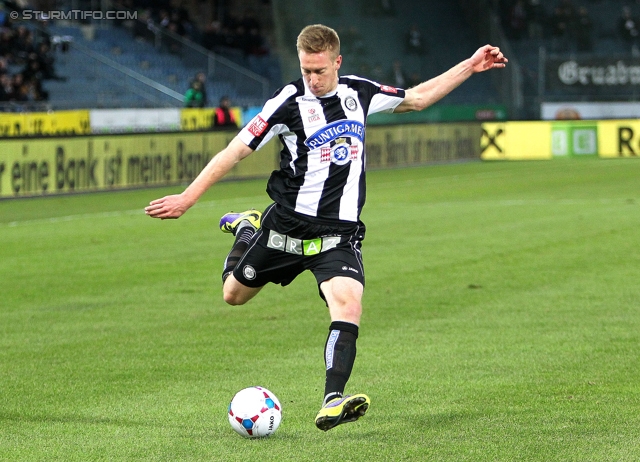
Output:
top-left (1, 0), bottom-right (508, 112)
top-left (41, 24), bottom-right (184, 108)
top-left (42, 20), bottom-right (270, 109)
top-left (3, 0), bottom-right (636, 117)
top-left (0, 0), bottom-right (279, 110)
top-left (269, 0), bottom-right (500, 106)
top-left (0, 16), bottom-right (58, 110)
top-left (492, 0), bottom-right (640, 117)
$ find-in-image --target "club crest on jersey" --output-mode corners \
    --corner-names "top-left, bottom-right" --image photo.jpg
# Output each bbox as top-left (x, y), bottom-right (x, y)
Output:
top-left (332, 143), bottom-right (350, 165)
top-left (320, 138), bottom-right (358, 165)
top-left (344, 96), bottom-right (358, 111)
top-left (304, 120), bottom-right (365, 149)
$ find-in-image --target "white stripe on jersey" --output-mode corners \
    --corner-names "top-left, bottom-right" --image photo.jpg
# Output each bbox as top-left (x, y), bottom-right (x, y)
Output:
top-left (294, 94), bottom-right (330, 216)
top-left (342, 75), bottom-right (404, 114)
top-left (256, 123), bottom-right (287, 151)
top-left (282, 134), bottom-right (299, 174)
top-left (238, 84), bottom-right (297, 148)
top-left (237, 76), bottom-right (405, 222)
top-left (336, 84), bottom-right (367, 222)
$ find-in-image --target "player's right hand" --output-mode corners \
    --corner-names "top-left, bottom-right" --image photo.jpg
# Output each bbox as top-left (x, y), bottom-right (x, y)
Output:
top-left (144, 194), bottom-right (191, 219)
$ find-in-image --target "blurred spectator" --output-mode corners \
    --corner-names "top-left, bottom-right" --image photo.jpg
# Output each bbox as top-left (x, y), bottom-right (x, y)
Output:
top-left (11, 73), bottom-right (29, 102)
top-left (387, 60), bottom-right (407, 88)
top-left (201, 21), bottom-right (225, 51)
top-left (184, 80), bottom-right (205, 108)
top-left (239, 8), bottom-right (261, 33)
top-left (234, 25), bottom-right (250, 55)
top-left (199, 15), bottom-right (269, 63)
top-left (506, 0), bottom-right (528, 40)
top-left (22, 56), bottom-right (42, 83)
top-left (369, 0), bottom-right (395, 16)
top-left (618, 6), bottom-right (639, 48)
top-left (152, 5), bottom-right (195, 41)
top-left (340, 26), bottom-right (366, 56)
top-left (405, 24), bottom-right (427, 55)
top-left (558, 0), bottom-right (577, 20)
top-left (526, 0), bottom-right (545, 39)
top-left (575, 6), bottom-right (593, 52)
top-left (35, 43), bottom-right (61, 80)
top-left (51, 35), bottom-right (72, 53)
top-left (158, 9), bottom-right (170, 28)
top-left (245, 27), bottom-right (269, 57)
top-left (0, 17), bottom-right (57, 104)
top-left (548, 2), bottom-right (576, 52)
top-left (190, 72), bottom-right (208, 106)
top-left (0, 29), bottom-right (12, 59)
top-left (14, 26), bottom-right (36, 60)
top-left (555, 107), bottom-right (581, 120)
top-left (0, 74), bottom-right (14, 101)
top-left (407, 72), bottom-right (422, 88)
top-left (370, 63), bottom-right (385, 82)
top-left (213, 96), bottom-right (238, 128)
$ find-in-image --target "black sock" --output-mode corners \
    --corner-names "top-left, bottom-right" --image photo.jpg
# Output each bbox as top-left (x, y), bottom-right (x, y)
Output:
top-left (222, 225), bottom-right (256, 282)
top-left (323, 321), bottom-right (359, 404)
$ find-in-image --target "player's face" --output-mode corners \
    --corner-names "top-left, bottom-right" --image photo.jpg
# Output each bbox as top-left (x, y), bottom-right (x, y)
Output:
top-left (299, 50), bottom-right (342, 97)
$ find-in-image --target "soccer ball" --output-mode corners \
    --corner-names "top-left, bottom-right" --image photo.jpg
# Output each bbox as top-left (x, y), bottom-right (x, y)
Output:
top-left (228, 386), bottom-right (282, 438)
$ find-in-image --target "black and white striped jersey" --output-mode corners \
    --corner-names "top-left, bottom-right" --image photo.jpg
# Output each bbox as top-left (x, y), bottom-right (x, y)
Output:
top-left (238, 76), bottom-right (406, 223)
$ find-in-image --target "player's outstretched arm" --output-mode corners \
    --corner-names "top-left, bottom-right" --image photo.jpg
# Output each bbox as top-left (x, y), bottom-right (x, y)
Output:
top-left (394, 44), bottom-right (507, 114)
top-left (145, 136), bottom-right (253, 219)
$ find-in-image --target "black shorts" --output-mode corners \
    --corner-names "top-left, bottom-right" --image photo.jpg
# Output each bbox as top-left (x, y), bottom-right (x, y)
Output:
top-left (232, 204), bottom-right (366, 293)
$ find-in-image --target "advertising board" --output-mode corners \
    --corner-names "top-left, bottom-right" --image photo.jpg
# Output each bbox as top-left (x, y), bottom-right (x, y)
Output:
top-left (0, 110), bottom-right (90, 137)
top-left (0, 131), bottom-right (278, 198)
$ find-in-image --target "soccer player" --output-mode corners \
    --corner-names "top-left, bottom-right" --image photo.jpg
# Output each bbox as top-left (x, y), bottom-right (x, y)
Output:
top-left (145, 24), bottom-right (507, 431)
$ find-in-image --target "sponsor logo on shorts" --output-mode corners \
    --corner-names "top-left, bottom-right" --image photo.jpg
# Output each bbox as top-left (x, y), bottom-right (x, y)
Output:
top-left (247, 116), bottom-right (268, 137)
top-left (342, 266), bottom-right (359, 274)
top-left (243, 265), bottom-right (257, 280)
top-left (267, 230), bottom-right (340, 256)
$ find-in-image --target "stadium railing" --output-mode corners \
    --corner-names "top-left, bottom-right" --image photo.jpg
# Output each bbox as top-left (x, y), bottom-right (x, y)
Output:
top-left (65, 40), bottom-right (184, 108)
top-left (123, 16), bottom-right (270, 107)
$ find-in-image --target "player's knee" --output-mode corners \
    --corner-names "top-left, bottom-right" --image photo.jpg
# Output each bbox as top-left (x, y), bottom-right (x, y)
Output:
top-left (223, 288), bottom-right (246, 306)
top-left (346, 300), bottom-right (363, 317)
top-left (335, 299), bottom-right (362, 322)
top-left (222, 280), bottom-right (260, 306)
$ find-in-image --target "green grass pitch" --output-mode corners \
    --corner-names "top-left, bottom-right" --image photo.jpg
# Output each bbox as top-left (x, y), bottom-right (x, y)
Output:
top-left (1, 158), bottom-right (639, 461)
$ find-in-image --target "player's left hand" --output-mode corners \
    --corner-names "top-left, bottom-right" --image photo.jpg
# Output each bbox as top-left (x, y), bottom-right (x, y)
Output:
top-left (470, 45), bottom-right (508, 73)
top-left (144, 194), bottom-right (192, 219)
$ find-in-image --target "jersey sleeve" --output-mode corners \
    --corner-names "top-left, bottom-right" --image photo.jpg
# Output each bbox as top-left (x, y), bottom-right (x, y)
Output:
top-left (238, 84), bottom-right (298, 151)
top-left (368, 84), bottom-right (406, 115)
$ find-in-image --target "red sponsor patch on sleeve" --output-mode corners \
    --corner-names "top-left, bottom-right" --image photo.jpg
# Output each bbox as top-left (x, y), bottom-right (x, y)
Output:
top-left (380, 85), bottom-right (398, 94)
top-left (248, 116), bottom-right (268, 137)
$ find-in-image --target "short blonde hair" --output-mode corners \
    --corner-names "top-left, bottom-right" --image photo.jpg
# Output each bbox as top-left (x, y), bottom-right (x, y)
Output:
top-left (296, 24), bottom-right (340, 59)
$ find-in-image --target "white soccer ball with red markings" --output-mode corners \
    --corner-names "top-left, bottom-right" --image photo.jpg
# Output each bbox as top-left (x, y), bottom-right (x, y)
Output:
top-left (228, 386), bottom-right (282, 438)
